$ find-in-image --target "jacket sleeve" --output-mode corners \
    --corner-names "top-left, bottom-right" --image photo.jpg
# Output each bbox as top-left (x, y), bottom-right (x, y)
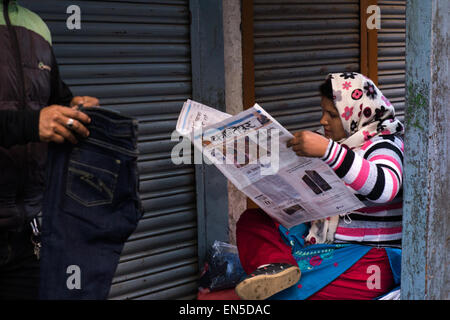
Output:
top-left (0, 109), bottom-right (41, 147)
top-left (47, 50), bottom-right (73, 107)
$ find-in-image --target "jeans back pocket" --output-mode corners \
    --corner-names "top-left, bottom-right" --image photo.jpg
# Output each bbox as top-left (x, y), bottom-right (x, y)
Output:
top-left (62, 148), bottom-right (121, 229)
top-left (65, 148), bottom-right (120, 207)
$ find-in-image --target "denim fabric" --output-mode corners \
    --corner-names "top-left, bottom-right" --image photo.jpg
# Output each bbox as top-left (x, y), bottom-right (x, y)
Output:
top-left (39, 107), bottom-right (142, 300)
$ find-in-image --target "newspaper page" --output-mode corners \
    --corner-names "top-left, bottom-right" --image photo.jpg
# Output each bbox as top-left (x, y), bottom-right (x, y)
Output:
top-left (176, 100), bottom-right (364, 229)
top-left (176, 99), bottom-right (231, 136)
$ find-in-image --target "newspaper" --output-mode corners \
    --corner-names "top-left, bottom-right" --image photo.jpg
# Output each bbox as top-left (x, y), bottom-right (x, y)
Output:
top-left (176, 99), bottom-right (231, 136)
top-left (176, 99), bottom-right (364, 229)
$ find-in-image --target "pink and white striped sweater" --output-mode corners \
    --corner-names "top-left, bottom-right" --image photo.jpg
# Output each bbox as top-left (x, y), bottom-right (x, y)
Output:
top-left (321, 134), bottom-right (404, 246)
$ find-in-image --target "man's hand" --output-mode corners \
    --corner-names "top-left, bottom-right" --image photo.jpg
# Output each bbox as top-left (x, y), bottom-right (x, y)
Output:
top-left (70, 96), bottom-right (100, 109)
top-left (39, 105), bottom-right (91, 144)
top-left (287, 131), bottom-right (331, 158)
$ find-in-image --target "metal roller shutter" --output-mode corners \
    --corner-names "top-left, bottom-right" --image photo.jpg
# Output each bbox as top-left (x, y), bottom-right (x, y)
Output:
top-left (377, 0), bottom-right (406, 121)
top-left (253, 0), bottom-right (361, 132)
top-left (20, 0), bottom-right (198, 300)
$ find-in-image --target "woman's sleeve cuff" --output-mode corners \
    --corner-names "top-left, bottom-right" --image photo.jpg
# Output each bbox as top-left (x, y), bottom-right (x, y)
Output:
top-left (320, 139), bottom-right (335, 162)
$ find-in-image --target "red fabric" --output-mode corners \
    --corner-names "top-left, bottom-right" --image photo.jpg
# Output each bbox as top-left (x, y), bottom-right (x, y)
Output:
top-left (307, 248), bottom-right (394, 300)
top-left (236, 209), bottom-right (297, 274)
top-left (236, 209), bottom-right (395, 300)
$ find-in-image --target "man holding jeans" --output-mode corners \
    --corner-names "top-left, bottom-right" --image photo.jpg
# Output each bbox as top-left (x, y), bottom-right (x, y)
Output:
top-left (0, 0), bottom-right (99, 299)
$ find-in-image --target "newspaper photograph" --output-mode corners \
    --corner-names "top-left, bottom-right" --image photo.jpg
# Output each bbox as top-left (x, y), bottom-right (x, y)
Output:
top-left (176, 100), bottom-right (364, 229)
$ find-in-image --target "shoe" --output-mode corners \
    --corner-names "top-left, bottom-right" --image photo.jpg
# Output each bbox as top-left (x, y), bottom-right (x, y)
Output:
top-left (235, 263), bottom-right (301, 300)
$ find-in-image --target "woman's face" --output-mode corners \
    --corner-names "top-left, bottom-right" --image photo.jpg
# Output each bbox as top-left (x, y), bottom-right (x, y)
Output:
top-left (319, 96), bottom-right (347, 141)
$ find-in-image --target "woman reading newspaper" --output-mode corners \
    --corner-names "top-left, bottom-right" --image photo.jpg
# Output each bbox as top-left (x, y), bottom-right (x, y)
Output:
top-left (235, 73), bottom-right (403, 300)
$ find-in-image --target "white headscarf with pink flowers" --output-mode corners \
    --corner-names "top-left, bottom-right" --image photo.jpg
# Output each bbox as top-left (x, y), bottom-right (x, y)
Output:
top-left (328, 72), bottom-right (404, 150)
top-left (305, 72), bottom-right (404, 245)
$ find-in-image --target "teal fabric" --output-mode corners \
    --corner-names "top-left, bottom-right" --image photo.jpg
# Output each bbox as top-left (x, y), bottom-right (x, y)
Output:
top-left (385, 247), bottom-right (402, 285)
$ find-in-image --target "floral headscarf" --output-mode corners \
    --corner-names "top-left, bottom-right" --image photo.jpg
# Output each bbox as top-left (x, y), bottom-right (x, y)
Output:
top-left (328, 72), bottom-right (404, 150)
top-left (305, 72), bottom-right (404, 245)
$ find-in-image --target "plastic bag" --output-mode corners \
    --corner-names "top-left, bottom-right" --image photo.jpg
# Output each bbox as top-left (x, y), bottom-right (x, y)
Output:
top-left (198, 241), bottom-right (247, 292)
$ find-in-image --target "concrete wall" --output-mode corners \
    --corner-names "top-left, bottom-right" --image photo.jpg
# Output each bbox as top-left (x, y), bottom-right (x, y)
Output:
top-left (223, 0), bottom-right (247, 245)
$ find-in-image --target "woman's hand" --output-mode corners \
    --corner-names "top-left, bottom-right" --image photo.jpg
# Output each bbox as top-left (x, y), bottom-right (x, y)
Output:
top-left (70, 96), bottom-right (100, 109)
top-left (287, 131), bottom-right (331, 158)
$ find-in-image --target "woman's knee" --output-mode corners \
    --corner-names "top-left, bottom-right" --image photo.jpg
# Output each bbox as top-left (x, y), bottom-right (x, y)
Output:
top-left (236, 208), bottom-right (263, 228)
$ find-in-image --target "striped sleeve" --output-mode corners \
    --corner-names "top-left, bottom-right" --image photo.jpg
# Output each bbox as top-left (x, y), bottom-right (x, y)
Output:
top-left (321, 136), bottom-right (404, 204)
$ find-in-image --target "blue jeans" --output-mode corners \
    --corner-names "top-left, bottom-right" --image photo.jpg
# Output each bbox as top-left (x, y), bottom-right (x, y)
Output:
top-left (39, 107), bottom-right (142, 300)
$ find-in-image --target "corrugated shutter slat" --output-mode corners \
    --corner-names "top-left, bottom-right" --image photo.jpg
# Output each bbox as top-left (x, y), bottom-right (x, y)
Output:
top-left (378, 0), bottom-right (406, 122)
top-left (254, 1), bottom-right (360, 132)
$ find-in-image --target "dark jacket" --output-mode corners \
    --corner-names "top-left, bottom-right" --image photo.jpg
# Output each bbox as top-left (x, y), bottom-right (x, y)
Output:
top-left (0, 0), bottom-right (73, 230)
top-left (0, 109), bottom-right (40, 147)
